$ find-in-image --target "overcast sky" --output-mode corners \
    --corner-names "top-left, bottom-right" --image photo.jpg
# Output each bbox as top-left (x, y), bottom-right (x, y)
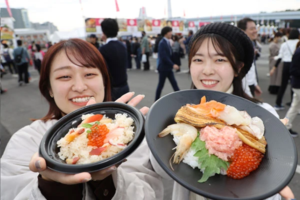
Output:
top-left (1, 0), bottom-right (300, 31)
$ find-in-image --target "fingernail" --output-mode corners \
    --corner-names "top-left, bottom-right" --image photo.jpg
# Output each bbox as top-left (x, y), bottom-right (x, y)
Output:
top-left (82, 177), bottom-right (92, 183)
top-left (140, 95), bottom-right (145, 98)
top-left (35, 160), bottom-right (41, 170)
top-left (123, 159), bottom-right (127, 163)
top-left (130, 91), bottom-right (135, 95)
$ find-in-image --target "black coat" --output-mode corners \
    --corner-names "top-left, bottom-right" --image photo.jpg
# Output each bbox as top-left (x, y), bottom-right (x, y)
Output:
top-left (290, 48), bottom-right (300, 89)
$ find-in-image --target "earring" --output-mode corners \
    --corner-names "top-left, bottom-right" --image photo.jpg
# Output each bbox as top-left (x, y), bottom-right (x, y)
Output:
top-left (50, 94), bottom-right (53, 98)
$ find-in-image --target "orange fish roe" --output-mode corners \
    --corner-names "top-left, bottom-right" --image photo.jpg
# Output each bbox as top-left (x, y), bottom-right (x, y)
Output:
top-left (87, 124), bottom-right (110, 147)
top-left (227, 144), bottom-right (264, 179)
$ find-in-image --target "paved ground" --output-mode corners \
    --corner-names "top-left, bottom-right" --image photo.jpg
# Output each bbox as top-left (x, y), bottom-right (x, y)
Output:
top-left (0, 44), bottom-right (299, 198)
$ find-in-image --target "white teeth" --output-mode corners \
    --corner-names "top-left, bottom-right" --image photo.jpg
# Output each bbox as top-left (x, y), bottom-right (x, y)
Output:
top-left (71, 97), bottom-right (92, 102)
top-left (202, 81), bottom-right (217, 85)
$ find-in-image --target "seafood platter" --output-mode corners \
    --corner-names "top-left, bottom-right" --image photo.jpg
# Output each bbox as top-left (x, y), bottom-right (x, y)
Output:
top-left (145, 90), bottom-right (297, 200)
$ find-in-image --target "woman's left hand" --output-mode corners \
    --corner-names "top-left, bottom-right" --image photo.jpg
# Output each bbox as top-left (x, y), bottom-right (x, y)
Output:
top-left (87, 92), bottom-right (149, 181)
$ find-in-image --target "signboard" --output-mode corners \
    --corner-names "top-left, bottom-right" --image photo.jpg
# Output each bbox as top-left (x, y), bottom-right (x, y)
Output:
top-left (199, 22), bottom-right (210, 28)
top-left (145, 19), bottom-right (152, 32)
top-left (1, 18), bottom-right (14, 40)
top-left (172, 20), bottom-right (180, 32)
top-left (127, 19), bottom-right (138, 33)
top-left (85, 18), bottom-right (103, 33)
top-left (152, 19), bottom-right (161, 33)
top-left (188, 21), bottom-right (196, 33)
top-left (117, 19), bottom-right (127, 32)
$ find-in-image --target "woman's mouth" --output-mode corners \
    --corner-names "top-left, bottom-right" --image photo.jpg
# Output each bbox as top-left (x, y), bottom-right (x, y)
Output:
top-left (201, 80), bottom-right (219, 88)
top-left (70, 96), bottom-right (93, 106)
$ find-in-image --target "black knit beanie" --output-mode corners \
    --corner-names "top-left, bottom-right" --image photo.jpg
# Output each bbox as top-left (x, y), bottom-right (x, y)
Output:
top-left (189, 23), bottom-right (254, 78)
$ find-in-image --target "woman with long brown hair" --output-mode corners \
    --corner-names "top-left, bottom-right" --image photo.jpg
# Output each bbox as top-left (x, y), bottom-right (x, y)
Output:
top-left (1, 39), bottom-right (163, 200)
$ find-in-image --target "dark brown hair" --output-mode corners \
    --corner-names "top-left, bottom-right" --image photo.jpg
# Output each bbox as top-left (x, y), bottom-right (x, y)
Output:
top-left (237, 17), bottom-right (255, 31)
top-left (39, 39), bottom-right (112, 122)
top-left (188, 34), bottom-right (259, 103)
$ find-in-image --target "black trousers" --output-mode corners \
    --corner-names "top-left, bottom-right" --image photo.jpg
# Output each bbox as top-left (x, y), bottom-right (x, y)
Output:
top-left (276, 62), bottom-right (291, 106)
top-left (249, 84), bottom-right (255, 97)
top-left (17, 62), bottom-right (29, 83)
top-left (143, 52), bottom-right (150, 70)
top-left (111, 84), bottom-right (130, 101)
top-left (2, 61), bottom-right (14, 74)
top-left (34, 59), bottom-right (42, 73)
top-left (155, 70), bottom-right (180, 101)
top-left (127, 55), bottom-right (132, 69)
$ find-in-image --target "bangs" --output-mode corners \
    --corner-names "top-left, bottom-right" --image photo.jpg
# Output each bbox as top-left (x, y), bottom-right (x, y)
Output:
top-left (63, 40), bottom-right (97, 69)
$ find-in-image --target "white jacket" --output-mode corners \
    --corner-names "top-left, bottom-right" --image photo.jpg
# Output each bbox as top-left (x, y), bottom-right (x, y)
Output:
top-left (275, 39), bottom-right (299, 62)
top-left (150, 102), bottom-right (281, 200)
top-left (1, 119), bottom-right (164, 200)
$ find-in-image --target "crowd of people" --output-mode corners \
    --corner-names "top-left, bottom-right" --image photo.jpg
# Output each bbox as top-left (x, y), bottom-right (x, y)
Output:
top-left (1, 17), bottom-right (299, 200)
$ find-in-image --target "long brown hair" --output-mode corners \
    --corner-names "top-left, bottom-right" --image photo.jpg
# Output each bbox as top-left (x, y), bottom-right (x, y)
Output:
top-left (39, 39), bottom-right (112, 122)
top-left (189, 34), bottom-right (259, 103)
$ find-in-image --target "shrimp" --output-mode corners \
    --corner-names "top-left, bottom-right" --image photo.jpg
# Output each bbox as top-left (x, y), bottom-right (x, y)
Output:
top-left (159, 123), bottom-right (197, 164)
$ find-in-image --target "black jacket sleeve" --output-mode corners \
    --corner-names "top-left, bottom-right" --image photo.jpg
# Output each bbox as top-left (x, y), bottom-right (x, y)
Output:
top-left (290, 49), bottom-right (300, 77)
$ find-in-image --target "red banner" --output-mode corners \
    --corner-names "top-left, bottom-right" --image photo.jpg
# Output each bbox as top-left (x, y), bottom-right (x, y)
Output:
top-left (152, 20), bottom-right (161, 27)
top-left (188, 21), bottom-right (195, 28)
top-left (172, 20), bottom-right (179, 27)
top-left (199, 22), bottom-right (210, 27)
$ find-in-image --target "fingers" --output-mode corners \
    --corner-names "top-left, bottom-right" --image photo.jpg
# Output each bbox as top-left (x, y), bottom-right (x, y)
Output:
top-left (40, 170), bottom-right (91, 185)
top-left (115, 92), bottom-right (135, 103)
top-left (29, 153), bottom-right (47, 172)
top-left (91, 166), bottom-right (117, 181)
top-left (127, 95), bottom-right (145, 107)
top-left (86, 97), bottom-right (97, 106)
top-left (279, 186), bottom-right (294, 199)
top-left (140, 106), bottom-right (149, 116)
top-left (280, 118), bottom-right (289, 126)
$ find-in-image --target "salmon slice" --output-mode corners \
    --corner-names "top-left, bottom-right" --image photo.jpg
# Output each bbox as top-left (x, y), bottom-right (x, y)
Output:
top-left (82, 114), bottom-right (103, 124)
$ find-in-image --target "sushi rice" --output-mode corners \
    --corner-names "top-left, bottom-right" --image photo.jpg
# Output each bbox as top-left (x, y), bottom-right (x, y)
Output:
top-left (57, 113), bottom-right (135, 164)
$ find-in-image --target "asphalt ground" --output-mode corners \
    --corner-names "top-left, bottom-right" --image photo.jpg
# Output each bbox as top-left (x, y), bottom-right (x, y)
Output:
top-left (0, 44), bottom-right (299, 198)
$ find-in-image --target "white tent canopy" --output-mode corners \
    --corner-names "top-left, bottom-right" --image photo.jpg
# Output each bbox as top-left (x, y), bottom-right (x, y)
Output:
top-left (50, 28), bottom-right (86, 43)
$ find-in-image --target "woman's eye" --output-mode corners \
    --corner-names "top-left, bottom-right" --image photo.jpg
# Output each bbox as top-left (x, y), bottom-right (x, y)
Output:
top-left (86, 73), bottom-right (96, 77)
top-left (216, 59), bottom-right (226, 62)
top-left (193, 59), bottom-right (202, 62)
top-left (58, 75), bottom-right (70, 79)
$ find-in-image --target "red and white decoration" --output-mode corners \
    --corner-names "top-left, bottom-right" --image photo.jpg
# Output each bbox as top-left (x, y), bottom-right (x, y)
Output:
top-left (188, 21), bottom-right (196, 32)
top-left (172, 20), bottom-right (180, 32)
top-left (199, 22), bottom-right (210, 28)
top-left (96, 18), bottom-right (104, 33)
top-left (152, 19), bottom-right (161, 33)
top-left (127, 19), bottom-right (138, 32)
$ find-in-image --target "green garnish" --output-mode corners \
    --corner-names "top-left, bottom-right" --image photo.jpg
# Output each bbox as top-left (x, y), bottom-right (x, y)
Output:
top-left (86, 130), bottom-right (91, 134)
top-left (95, 121), bottom-right (100, 125)
top-left (191, 133), bottom-right (230, 183)
top-left (81, 123), bottom-right (93, 128)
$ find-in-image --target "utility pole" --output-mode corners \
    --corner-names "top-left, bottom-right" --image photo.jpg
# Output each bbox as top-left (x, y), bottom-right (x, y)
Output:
top-left (167, 0), bottom-right (172, 19)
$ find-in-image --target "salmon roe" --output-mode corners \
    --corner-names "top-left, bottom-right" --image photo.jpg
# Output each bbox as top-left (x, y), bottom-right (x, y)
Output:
top-left (87, 124), bottom-right (109, 147)
top-left (227, 144), bottom-right (264, 179)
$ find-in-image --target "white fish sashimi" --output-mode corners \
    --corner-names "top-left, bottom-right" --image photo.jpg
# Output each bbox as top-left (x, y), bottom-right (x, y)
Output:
top-left (217, 106), bottom-right (251, 126)
top-left (240, 117), bottom-right (265, 139)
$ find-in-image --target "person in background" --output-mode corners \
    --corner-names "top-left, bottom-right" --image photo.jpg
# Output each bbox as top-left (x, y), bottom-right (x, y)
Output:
top-left (154, 34), bottom-right (163, 71)
top-left (13, 40), bottom-right (30, 86)
top-left (100, 18), bottom-right (129, 100)
top-left (33, 44), bottom-right (45, 74)
top-left (125, 38), bottom-right (132, 70)
top-left (268, 32), bottom-right (283, 94)
top-left (131, 37), bottom-right (141, 70)
top-left (171, 35), bottom-right (181, 73)
top-left (2, 43), bottom-right (17, 74)
top-left (89, 34), bottom-right (100, 49)
top-left (0, 64), bottom-right (7, 94)
top-left (141, 31), bottom-right (150, 71)
top-left (270, 28), bottom-right (299, 110)
top-left (47, 41), bottom-right (53, 49)
top-left (238, 17), bottom-right (262, 97)
top-left (285, 41), bottom-right (300, 137)
top-left (155, 26), bottom-right (180, 101)
top-left (183, 30), bottom-right (193, 56)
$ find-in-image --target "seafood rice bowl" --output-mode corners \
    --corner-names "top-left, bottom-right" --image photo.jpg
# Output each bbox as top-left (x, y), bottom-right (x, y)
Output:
top-left (57, 113), bottom-right (135, 165)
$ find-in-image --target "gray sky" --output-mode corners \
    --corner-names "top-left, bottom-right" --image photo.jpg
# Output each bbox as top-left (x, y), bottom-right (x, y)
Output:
top-left (2, 0), bottom-right (300, 31)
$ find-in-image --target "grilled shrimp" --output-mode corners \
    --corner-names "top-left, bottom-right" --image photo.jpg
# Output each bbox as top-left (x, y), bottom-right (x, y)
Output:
top-left (159, 123), bottom-right (197, 164)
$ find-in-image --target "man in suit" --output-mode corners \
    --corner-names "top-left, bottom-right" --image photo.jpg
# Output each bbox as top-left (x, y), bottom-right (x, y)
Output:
top-left (99, 18), bottom-right (129, 100)
top-left (155, 26), bottom-right (180, 101)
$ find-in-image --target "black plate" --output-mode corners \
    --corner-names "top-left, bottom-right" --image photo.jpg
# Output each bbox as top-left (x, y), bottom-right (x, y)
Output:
top-left (145, 90), bottom-right (297, 200)
top-left (39, 102), bottom-right (144, 174)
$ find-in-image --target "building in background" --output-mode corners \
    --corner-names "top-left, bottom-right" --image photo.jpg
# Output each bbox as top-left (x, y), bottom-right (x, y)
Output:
top-left (0, 8), bottom-right (31, 29)
top-left (31, 22), bottom-right (58, 34)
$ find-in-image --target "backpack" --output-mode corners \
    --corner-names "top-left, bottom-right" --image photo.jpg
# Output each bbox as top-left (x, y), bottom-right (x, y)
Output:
top-left (3, 50), bottom-right (12, 62)
top-left (14, 48), bottom-right (23, 64)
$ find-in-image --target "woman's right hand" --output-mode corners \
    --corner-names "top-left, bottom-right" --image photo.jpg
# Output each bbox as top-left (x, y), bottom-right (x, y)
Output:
top-left (29, 153), bottom-right (92, 184)
top-left (270, 66), bottom-right (276, 76)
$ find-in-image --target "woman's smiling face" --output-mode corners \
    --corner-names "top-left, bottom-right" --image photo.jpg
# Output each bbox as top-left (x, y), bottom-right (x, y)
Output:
top-left (49, 50), bottom-right (105, 115)
top-left (190, 38), bottom-right (235, 92)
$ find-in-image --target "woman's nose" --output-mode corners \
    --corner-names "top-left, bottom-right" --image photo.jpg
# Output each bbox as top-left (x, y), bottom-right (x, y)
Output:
top-left (202, 61), bottom-right (215, 76)
top-left (72, 77), bottom-right (87, 93)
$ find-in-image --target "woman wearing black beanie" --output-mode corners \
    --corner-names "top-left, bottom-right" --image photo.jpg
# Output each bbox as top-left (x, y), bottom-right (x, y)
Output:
top-left (151, 22), bottom-right (294, 200)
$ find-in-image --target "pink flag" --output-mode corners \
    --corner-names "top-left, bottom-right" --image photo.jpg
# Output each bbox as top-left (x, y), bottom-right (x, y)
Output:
top-left (183, 10), bottom-right (186, 17)
top-left (5, 0), bottom-right (13, 18)
top-left (115, 0), bottom-right (120, 12)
